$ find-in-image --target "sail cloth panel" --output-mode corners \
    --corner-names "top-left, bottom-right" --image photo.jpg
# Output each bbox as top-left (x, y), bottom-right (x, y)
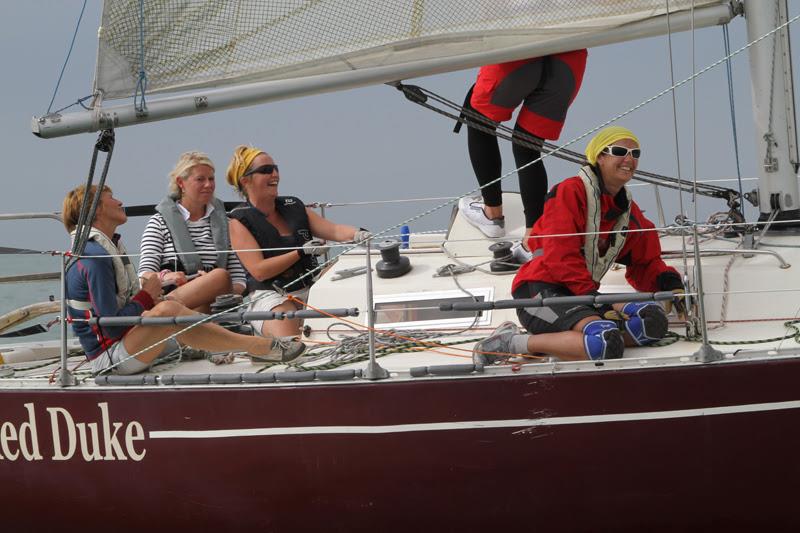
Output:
top-left (95, 0), bottom-right (725, 100)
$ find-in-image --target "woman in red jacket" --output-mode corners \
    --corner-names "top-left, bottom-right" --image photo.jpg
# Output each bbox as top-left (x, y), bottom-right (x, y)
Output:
top-left (474, 126), bottom-right (685, 363)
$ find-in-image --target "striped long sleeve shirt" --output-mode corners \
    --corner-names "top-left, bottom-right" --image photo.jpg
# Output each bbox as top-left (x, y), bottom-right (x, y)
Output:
top-left (138, 212), bottom-right (247, 288)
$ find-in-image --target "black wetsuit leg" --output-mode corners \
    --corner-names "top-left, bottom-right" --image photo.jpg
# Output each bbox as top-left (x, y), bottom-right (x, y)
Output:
top-left (512, 122), bottom-right (547, 228)
top-left (467, 118), bottom-right (503, 207)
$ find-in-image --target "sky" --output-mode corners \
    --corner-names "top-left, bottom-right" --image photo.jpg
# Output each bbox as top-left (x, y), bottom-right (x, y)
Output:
top-left (1, 1), bottom-right (798, 261)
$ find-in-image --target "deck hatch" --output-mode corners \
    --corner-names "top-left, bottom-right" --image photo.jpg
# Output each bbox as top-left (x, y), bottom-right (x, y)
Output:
top-left (372, 288), bottom-right (493, 329)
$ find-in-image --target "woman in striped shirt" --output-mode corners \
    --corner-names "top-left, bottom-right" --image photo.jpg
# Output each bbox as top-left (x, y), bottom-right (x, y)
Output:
top-left (138, 151), bottom-right (247, 312)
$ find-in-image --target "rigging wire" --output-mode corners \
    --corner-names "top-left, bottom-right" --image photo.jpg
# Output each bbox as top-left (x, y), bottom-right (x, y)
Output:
top-left (665, 0), bottom-right (695, 326)
top-left (395, 83), bottom-right (745, 205)
top-left (691, 0), bottom-right (700, 226)
top-left (45, 0), bottom-right (88, 114)
top-left (723, 24), bottom-right (747, 220)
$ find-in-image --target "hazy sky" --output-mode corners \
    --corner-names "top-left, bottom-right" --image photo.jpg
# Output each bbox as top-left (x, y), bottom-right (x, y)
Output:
top-left (1, 1), bottom-right (798, 260)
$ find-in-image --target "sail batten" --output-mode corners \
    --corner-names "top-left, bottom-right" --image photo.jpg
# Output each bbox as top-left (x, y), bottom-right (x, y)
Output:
top-left (94, 0), bottom-right (732, 101)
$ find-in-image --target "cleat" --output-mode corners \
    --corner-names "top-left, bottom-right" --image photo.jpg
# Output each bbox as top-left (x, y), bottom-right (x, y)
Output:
top-left (473, 321), bottom-right (519, 367)
top-left (251, 336), bottom-right (306, 363)
top-left (458, 196), bottom-right (505, 238)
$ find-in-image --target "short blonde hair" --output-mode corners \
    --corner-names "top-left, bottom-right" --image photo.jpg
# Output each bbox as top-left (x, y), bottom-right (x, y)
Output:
top-left (62, 184), bottom-right (112, 233)
top-left (168, 151), bottom-right (215, 199)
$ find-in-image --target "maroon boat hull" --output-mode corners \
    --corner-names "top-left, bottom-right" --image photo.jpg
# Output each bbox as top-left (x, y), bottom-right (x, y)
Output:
top-left (2, 358), bottom-right (799, 531)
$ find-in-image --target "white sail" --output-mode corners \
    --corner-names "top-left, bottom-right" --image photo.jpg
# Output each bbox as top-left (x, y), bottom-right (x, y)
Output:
top-left (96, 0), bottom-right (729, 100)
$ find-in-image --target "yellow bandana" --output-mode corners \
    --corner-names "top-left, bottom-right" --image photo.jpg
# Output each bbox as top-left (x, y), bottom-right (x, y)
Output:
top-left (585, 126), bottom-right (640, 165)
top-left (227, 146), bottom-right (264, 191)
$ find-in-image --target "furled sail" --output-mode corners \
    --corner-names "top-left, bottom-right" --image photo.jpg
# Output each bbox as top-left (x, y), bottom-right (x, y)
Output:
top-left (96, 0), bottom-right (730, 100)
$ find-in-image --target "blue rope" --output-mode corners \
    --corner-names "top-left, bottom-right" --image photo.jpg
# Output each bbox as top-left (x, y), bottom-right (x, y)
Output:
top-left (134, 0), bottom-right (148, 113)
top-left (723, 24), bottom-right (746, 219)
top-left (46, 0), bottom-right (88, 114)
top-left (51, 93), bottom-right (96, 115)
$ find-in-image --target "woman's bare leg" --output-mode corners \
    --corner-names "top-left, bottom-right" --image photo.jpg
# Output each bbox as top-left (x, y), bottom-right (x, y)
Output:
top-left (524, 315), bottom-right (600, 361)
top-left (122, 300), bottom-right (275, 362)
top-left (259, 300), bottom-right (302, 338)
top-left (168, 268), bottom-right (233, 312)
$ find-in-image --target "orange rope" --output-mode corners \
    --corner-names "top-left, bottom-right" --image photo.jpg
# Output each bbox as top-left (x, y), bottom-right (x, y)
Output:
top-left (288, 294), bottom-right (544, 361)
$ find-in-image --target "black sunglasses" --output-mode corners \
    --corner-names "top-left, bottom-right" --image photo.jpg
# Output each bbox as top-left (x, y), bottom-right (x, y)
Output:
top-left (244, 164), bottom-right (279, 176)
top-left (602, 145), bottom-right (641, 159)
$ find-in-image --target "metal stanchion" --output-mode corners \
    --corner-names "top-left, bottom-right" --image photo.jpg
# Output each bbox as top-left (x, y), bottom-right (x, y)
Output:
top-left (691, 226), bottom-right (723, 362)
top-left (57, 253), bottom-right (77, 387)
top-left (362, 239), bottom-right (389, 380)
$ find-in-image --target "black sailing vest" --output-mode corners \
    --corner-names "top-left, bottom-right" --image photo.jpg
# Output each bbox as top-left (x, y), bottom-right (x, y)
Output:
top-left (229, 197), bottom-right (317, 292)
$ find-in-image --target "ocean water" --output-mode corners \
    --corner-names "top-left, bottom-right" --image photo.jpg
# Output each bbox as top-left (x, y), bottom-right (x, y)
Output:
top-left (0, 254), bottom-right (64, 344)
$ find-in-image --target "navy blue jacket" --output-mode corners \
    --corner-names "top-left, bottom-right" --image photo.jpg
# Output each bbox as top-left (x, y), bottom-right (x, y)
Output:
top-left (65, 240), bottom-right (155, 358)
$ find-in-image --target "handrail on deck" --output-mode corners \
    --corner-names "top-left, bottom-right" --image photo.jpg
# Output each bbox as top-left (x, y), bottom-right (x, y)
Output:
top-left (661, 248), bottom-right (791, 269)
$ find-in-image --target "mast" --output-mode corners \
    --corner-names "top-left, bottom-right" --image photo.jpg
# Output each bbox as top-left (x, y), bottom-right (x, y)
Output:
top-left (744, 0), bottom-right (800, 226)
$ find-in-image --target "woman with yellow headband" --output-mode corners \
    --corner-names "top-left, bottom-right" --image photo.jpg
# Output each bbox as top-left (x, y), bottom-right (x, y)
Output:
top-left (226, 145), bottom-right (371, 339)
top-left (473, 126), bottom-right (686, 363)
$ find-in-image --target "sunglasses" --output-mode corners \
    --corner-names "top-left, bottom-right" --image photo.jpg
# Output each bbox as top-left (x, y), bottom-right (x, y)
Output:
top-left (602, 145), bottom-right (641, 159)
top-left (244, 164), bottom-right (279, 176)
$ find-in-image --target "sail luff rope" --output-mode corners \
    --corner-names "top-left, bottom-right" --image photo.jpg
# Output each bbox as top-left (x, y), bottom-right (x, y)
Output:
top-left (108, 10), bottom-right (800, 371)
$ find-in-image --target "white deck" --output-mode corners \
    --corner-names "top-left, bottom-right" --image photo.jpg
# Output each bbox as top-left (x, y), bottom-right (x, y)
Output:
top-left (2, 192), bottom-right (799, 388)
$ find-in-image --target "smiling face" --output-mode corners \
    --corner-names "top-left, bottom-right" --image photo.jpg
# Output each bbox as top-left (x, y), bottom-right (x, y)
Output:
top-left (241, 153), bottom-right (280, 201)
top-left (95, 190), bottom-right (127, 227)
top-left (596, 138), bottom-right (639, 193)
top-left (178, 164), bottom-right (215, 206)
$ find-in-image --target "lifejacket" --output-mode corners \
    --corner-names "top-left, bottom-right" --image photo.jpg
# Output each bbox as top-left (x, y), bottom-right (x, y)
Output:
top-left (229, 197), bottom-right (317, 292)
top-left (578, 165), bottom-right (632, 283)
top-left (67, 228), bottom-right (140, 312)
top-left (155, 195), bottom-right (230, 275)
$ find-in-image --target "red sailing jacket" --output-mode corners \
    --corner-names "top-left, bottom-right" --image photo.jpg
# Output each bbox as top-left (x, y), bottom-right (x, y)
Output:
top-left (512, 175), bottom-right (681, 296)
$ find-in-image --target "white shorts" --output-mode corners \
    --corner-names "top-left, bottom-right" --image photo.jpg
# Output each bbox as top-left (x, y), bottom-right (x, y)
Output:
top-left (247, 287), bottom-right (310, 336)
top-left (91, 337), bottom-right (180, 375)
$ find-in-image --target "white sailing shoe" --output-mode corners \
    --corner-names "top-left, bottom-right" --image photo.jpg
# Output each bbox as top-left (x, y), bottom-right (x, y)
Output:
top-left (251, 336), bottom-right (306, 363)
top-left (458, 196), bottom-right (505, 238)
top-left (511, 241), bottom-right (533, 263)
top-left (472, 321), bottom-right (519, 367)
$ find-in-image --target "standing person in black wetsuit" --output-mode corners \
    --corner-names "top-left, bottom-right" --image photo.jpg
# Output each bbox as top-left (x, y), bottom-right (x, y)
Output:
top-left (226, 145), bottom-right (371, 340)
top-left (458, 49), bottom-right (588, 261)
